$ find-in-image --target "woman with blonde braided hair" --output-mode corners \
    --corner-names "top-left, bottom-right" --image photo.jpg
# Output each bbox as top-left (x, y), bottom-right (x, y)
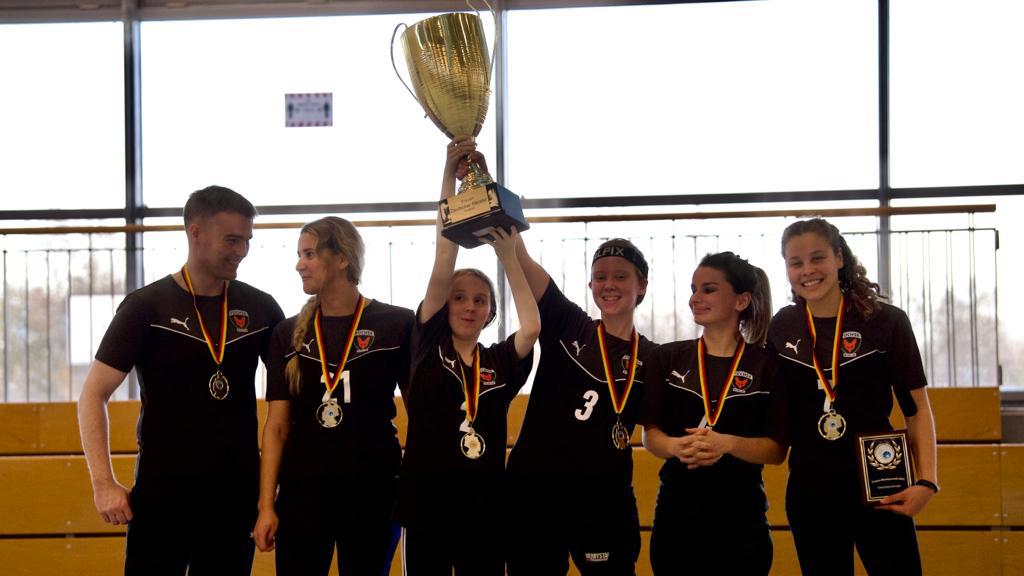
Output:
top-left (254, 216), bottom-right (414, 576)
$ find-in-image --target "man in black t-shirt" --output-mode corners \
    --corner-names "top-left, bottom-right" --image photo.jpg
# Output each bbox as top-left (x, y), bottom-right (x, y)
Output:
top-left (78, 186), bottom-right (284, 576)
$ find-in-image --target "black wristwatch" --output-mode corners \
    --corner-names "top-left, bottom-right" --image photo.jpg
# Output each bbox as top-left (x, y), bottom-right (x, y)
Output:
top-left (914, 479), bottom-right (939, 493)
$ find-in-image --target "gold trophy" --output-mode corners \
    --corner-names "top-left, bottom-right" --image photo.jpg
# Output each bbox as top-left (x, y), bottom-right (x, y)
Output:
top-left (392, 9), bottom-right (529, 248)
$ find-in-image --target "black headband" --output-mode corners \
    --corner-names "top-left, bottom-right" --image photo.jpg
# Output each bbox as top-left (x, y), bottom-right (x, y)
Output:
top-left (592, 242), bottom-right (649, 279)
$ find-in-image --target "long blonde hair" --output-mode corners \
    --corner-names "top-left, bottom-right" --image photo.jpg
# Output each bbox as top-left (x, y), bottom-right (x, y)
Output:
top-left (284, 217), bottom-right (365, 395)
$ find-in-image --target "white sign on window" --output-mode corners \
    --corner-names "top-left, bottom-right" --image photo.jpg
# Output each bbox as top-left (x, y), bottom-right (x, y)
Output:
top-left (285, 92), bottom-right (333, 127)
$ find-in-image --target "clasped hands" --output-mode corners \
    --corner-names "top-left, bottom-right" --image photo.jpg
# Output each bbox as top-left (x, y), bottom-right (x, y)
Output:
top-left (668, 427), bottom-right (734, 469)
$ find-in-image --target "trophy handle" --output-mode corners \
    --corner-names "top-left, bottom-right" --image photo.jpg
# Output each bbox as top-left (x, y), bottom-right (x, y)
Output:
top-left (465, 0), bottom-right (499, 84)
top-left (389, 22), bottom-right (422, 108)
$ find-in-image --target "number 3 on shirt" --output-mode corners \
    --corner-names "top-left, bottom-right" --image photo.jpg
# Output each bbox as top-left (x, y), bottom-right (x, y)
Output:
top-left (575, 389), bottom-right (599, 421)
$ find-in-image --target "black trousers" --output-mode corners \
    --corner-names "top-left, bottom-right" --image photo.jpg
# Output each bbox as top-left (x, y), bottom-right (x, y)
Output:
top-left (274, 475), bottom-right (399, 576)
top-left (125, 482), bottom-right (255, 576)
top-left (786, 477), bottom-right (922, 576)
top-left (401, 524), bottom-right (504, 576)
top-left (648, 485), bottom-right (772, 576)
top-left (507, 476), bottom-right (640, 576)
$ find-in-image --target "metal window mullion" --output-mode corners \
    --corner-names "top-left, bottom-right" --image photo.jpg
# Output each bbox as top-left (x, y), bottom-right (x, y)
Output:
top-left (124, 1), bottom-right (144, 400)
top-left (877, 0), bottom-right (892, 295)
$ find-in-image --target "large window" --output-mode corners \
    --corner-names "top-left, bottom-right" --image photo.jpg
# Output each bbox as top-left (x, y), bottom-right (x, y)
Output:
top-left (506, 0), bottom-right (878, 199)
top-left (890, 0), bottom-right (1024, 187)
top-left (0, 22), bottom-right (125, 209)
top-left (140, 13), bottom-right (496, 208)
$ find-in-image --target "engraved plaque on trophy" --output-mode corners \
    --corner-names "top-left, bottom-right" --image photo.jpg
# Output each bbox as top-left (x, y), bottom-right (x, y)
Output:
top-left (392, 10), bottom-right (529, 248)
top-left (857, 430), bottom-right (913, 505)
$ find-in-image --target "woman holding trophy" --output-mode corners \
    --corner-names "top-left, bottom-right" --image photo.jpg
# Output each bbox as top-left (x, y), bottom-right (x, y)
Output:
top-left (253, 216), bottom-right (415, 575)
top-left (639, 251), bottom-right (782, 575)
top-left (395, 137), bottom-right (540, 575)
top-left (765, 218), bottom-right (938, 575)
top-left (501, 230), bottom-right (657, 574)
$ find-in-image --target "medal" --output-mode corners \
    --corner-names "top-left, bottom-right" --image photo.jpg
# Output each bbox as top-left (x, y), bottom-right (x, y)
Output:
top-left (696, 337), bottom-right (746, 430)
top-left (457, 346), bottom-right (486, 459)
top-left (597, 322), bottom-right (639, 450)
top-left (316, 398), bottom-right (343, 429)
top-left (806, 294), bottom-right (847, 441)
top-left (181, 266), bottom-right (230, 400)
top-left (611, 419), bottom-right (630, 450)
top-left (208, 370), bottom-right (230, 400)
top-left (818, 410), bottom-right (847, 440)
top-left (460, 429), bottom-right (486, 460)
top-left (313, 296), bottom-right (366, 429)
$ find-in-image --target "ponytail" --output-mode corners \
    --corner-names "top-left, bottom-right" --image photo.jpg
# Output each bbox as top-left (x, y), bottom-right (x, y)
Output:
top-left (285, 296), bottom-right (318, 396)
top-left (698, 252), bottom-right (772, 346)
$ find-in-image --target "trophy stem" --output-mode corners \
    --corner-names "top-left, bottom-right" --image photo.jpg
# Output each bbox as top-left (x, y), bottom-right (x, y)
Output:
top-left (458, 159), bottom-right (495, 194)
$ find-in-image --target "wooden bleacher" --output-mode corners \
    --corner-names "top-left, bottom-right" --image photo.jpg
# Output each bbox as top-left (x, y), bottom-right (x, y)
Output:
top-left (0, 388), bottom-right (1019, 575)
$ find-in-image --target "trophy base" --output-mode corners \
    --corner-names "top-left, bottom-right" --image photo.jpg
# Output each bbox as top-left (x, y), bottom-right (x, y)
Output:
top-left (440, 182), bottom-right (530, 249)
top-left (857, 430), bottom-right (914, 505)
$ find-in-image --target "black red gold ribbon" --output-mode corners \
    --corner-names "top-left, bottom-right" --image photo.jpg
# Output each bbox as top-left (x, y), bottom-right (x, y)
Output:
top-left (181, 266), bottom-right (228, 367)
top-left (314, 295), bottom-right (366, 398)
top-left (596, 322), bottom-right (639, 416)
top-left (805, 293), bottom-right (845, 406)
top-left (697, 337), bottom-right (746, 428)
top-left (457, 346), bottom-right (482, 425)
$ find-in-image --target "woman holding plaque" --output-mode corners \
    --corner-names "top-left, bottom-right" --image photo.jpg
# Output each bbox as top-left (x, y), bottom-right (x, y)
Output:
top-left (766, 217), bottom-right (938, 576)
top-left (639, 251), bottom-right (781, 575)
top-left (253, 216), bottom-right (415, 576)
top-left (396, 137), bottom-right (540, 576)
top-left (503, 227), bottom-right (657, 571)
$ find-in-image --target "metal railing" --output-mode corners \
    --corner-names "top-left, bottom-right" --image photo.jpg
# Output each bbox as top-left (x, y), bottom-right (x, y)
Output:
top-left (0, 206), bottom-right (999, 401)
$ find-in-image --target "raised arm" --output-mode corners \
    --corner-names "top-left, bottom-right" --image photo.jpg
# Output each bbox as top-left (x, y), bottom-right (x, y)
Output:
top-left (420, 137), bottom-right (476, 323)
top-left (254, 399), bottom-right (291, 551)
top-left (486, 227), bottom-right (540, 359)
top-left (513, 230), bottom-right (552, 302)
top-left (78, 359), bottom-right (131, 525)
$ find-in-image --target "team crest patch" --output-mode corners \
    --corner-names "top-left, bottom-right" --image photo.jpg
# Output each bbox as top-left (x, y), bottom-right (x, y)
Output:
top-left (480, 368), bottom-right (496, 383)
top-left (733, 370), bottom-right (754, 391)
top-left (354, 330), bottom-right (374, 352)
top-left (229, 310), bottom-right (249, 332)
top-left (842, 331), bottom-right (862, 357)
top-left (584, 552), bottom-right (610, 563)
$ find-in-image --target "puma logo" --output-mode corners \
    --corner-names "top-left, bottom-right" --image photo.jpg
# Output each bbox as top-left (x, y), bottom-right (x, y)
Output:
top-left (671, 370), bottom-right (690, 384)
top-left (785, 339), bottom-right (801, 355)
top-left (301, 339), bottom-right (313, 353)
top-left (571, 340), bottom-right (586, 356)
top-left (170, 316), bottom-right (190, 331)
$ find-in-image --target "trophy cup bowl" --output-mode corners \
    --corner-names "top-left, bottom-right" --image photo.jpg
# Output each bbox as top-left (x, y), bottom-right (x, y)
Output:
top-left (393, 11), bottom-right (529, 248)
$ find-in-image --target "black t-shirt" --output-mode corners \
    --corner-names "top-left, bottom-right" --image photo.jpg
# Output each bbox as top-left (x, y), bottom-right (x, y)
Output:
top-left (639, 340), bottom-right (779, 522)
top-left (397, 302), bottom-right (533, 527)
top-left (266, 299), bottom-right (414, 483)
top-left (95, 275), bottom-right (284, 489)
top-left (767, 302), bottom-right (927, 498)
top-left (507, 281), bottom-right (657, 487)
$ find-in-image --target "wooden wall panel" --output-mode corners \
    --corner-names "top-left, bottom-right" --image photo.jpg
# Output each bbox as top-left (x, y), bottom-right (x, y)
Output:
top-left (891, 387), bottom-right (1001, 442)
top-left (1000, 444), bottom-right (1024, 526)
top-left (0, 537), bottom-right (125, 576)
top-left (0, 455), bottom-right (134, 535)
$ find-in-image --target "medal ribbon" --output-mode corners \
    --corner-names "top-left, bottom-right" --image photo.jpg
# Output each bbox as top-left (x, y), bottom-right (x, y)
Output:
top-left (181, 266), bottom-right (228, 366)
top-left (457, 346), bottom-right (482, 425)
top-left (805, 293), bottom-right (845, 405)
top-left (697, 337), bottom-right (746, 428)
top-left (314, 295), bottom-right (366, 396)
top-left (596, 322), bottom-right (639, 415)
